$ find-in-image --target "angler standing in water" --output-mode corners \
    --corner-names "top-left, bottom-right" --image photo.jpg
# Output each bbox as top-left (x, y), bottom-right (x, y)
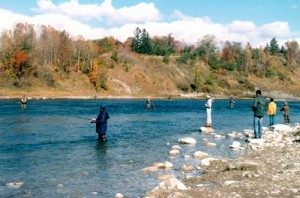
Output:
top-left (146, 98), bottom-right (152, 109)
top-left (229, 97), bottom-right (235, 108)
top-left (91, 106), bottom-right (110, 142)
top-left (20, 95), bottom-right (27, 110)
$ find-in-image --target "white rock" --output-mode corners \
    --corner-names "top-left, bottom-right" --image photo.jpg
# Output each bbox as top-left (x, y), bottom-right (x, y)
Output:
top-left (224, 180), bottom-right (238, 186)
top-left (200, 157), bottom-right (218, 166)
top-left (178, 137), bottom-right (197, 144)
top-left (181, 164), bottom-right (195, 172)
top-left (171, 145), bottom-right (181, 150)
top-left (193, 151), bottom-right (210, 159)
top-left (115, 193), bottom-right (124, 198)
top-left (214, 134), bottom-right (224, 139)
top-left (158, 178), bottom-right (187, 190)
top-left (270, 124), bottom-right (292, 132)
top-left (169, 149), bottom-right (180, 155)
top-left (227, 133), bottom-right (237, 138)
top-left (230, 141), bottom-right (241, 149)
top-left (157, 174), bottom-right (176, 180)
top-left (142, 166), bottom-right (158, 172)
top-left (6, 182), bottom-right (24, 188)
top-left (207, 142), bottom-right (217, 147)
top-left (199, 127), bottom-right (215, 133)
top-left (153, 161), bottom-right (173, 169)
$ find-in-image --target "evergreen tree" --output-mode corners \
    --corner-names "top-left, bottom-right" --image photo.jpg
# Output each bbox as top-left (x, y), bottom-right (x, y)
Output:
top-left (130, 27), bottom-right (152, 55)
top-left (269, 37), bottom-right (280, 55)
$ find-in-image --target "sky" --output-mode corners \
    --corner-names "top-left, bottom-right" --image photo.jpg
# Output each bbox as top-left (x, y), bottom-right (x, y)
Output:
top-left (0, 0), bottom-right (299, 48)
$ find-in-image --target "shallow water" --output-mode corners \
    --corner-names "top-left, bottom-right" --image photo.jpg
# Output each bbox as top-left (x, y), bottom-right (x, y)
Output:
top-left (0, 99), bottom-right (299, 197)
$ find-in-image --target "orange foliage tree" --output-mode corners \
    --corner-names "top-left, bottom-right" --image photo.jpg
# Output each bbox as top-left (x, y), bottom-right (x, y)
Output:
top-left (11, 50), bottom-right (29, 77)
top-left (89, 58), bottom-right (108, 91)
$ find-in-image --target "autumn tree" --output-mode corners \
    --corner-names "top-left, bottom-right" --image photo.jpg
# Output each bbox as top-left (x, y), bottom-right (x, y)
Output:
top-left (89, 58), bottom-right (108, 91)
top-left (0, 30), bottom-right (15, 77)
top-left (244, 43), bottom-right (253, 73)
top-left (95, 36), bottom-right (118, 54)
top-left (196, 34), bottom-right (217, 64)
top-left (56, 31), bottom-right (72, 73)
top-left (285, 40), bottom-right (299, 65)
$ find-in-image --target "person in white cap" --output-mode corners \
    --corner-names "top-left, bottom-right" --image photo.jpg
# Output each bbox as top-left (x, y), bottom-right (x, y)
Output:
top-left (205, 95), bottom-right (213, 127)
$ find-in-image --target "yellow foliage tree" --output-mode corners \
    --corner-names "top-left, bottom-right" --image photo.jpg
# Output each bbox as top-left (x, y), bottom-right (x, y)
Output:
top-left (89, 58), bottom-right (108, 91)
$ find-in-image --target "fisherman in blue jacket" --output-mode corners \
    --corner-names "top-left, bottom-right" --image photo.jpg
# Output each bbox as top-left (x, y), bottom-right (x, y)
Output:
top-left (91, 106), bottom-right (110, 141)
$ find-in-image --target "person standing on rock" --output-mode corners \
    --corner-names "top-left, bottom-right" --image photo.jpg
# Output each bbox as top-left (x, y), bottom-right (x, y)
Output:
top-left (280, 101), bottom-right (290, 124)
top-left (252, 90), bottom-right (266, 139)
top-left (267, 98), bottom-right (277, 126)
top-left (91, 106), bottom-right (110, 142)
top-left (205, 95), bottom-right (213, 127)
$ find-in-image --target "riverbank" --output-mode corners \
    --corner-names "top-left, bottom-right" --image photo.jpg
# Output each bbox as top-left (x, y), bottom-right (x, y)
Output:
top-left (143, 124), bottom-right (300, 198)
top-left (1, 89), bottom-right (300, 100)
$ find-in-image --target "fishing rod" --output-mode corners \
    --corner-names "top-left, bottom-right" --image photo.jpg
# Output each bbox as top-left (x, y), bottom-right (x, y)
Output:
top-left (151, 100), bottom-right (156, 109)
top-left (64, 115), bottom-right (92, 120)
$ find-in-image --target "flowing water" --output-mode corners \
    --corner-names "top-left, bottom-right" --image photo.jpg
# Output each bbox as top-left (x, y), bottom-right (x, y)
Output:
top-left (0, 99), bottom-right (299, 197)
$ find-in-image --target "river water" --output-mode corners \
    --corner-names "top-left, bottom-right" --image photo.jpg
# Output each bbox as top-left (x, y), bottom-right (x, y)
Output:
top-left (0, 99), bottom-right (299, 197)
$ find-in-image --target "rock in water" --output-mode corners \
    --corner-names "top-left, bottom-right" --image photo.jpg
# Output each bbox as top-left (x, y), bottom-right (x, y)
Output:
top-left (199, 127), bottom-right (215, 133)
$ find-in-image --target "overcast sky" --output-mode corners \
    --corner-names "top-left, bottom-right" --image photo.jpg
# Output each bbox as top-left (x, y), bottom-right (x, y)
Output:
top-left (0, 0), bottom-right (299, 47)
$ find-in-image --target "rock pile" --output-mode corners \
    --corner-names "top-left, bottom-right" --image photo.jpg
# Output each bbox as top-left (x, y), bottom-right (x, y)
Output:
top-left (143, 123), bottom-right (300, 198)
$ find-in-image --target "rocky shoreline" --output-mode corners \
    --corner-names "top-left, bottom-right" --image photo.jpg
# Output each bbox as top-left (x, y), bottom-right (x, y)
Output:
top-left (141, 124), bottom-right (300, 198)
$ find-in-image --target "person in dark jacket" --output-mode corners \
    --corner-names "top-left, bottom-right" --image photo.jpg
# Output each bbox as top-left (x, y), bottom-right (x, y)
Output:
top-left (91, 106), bottom-right (110, 141)
top-left (21, 94), bottom-right (27, 110)
top-left (229, 97), bottom-right (235, 108)
top-left (252, 90), bottom-right (266, 139)
top-left (280, 101), bottom-right (290, 124)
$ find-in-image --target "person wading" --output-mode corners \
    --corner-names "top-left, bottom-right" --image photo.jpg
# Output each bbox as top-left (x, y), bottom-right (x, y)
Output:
top-left (280, 101), bottom-right (290, 124)
top-left (91, 106), bottom-right (110, 141)
top-left (21, 95), bottom-right (27, 110)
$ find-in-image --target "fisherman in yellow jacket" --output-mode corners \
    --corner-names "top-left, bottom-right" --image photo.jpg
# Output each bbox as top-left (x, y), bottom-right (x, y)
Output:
top-left (267, 98), bottom-right (277, 126)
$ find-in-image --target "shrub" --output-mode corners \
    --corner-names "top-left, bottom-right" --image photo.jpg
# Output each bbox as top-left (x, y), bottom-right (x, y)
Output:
top-left (205, 77), bottom-right (213, 85)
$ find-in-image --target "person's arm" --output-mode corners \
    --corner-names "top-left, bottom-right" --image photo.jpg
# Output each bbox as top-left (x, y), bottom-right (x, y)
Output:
top-left (252, 98), bottom-right (258, 111)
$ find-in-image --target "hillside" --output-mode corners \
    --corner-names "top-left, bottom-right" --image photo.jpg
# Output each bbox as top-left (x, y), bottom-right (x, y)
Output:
top-left (0, 48), bottom-right (300, 100)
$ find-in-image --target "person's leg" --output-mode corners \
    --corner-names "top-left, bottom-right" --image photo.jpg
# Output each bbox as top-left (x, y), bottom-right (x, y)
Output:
top-left (270, 115), bottom-right (274, 125)
top-left (258, 117), bottom-right (263, 138)
top-left (253, 117), bottom-right (258, 138)
top-left (206, 109), bottom-right (212, 127)
top-left (287, 115), bottom-right (290, 124)
top-left (269, 115), bottom-right (272, 126)
top-left (284, 114), bottom-right (288, 124)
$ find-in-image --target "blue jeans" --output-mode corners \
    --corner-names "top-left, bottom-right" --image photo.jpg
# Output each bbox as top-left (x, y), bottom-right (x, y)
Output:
top-left (253, 116), bottom-right (263, 138)
top-left (269, 114), bottom-right (275, 126)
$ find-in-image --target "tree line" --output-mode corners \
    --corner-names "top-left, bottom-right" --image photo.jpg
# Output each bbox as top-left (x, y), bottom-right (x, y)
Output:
top-left (0, 23), bottom-right (299, 91)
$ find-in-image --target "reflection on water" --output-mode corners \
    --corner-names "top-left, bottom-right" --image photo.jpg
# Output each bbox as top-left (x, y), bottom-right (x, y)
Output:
top-left (0, 99), bottom-right (299, 197)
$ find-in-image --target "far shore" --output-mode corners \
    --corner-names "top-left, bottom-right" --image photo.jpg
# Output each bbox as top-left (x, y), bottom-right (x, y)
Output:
top-left (1, 89), bottom-right (300, 100)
